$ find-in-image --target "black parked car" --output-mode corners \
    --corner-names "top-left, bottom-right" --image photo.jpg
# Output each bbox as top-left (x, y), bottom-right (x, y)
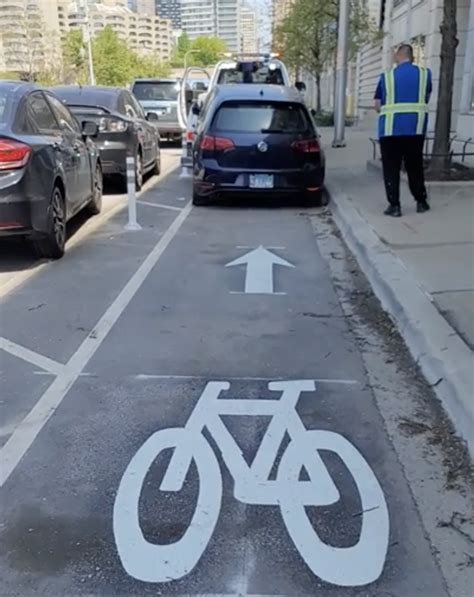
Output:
top-left (0, 80), bottom-right (102, 258)
top-left (192, 85), bottom-right (325, 206)
top-left (51, 86), bottom-right (160, 190)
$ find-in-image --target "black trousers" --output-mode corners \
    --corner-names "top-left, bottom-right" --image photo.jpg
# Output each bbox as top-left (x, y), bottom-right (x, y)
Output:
top-left (380, 135), bottom-right (427, 207)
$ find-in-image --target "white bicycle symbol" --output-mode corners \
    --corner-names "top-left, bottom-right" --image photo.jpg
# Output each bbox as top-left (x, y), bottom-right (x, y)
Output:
top-left (113, 380), bottom-right (389, 586)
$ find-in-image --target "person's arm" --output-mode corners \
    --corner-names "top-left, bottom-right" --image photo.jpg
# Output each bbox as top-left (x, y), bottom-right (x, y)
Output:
top-left (426, 68), bottom-right (433, 103)
top-left (374, 75), bottom-right (384, 113)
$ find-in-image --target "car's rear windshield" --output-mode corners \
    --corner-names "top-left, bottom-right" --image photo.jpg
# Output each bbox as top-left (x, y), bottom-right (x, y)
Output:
top-left (54, 89), bottom-right (118, 110)
top-left (132, 82), bottom-right (179, 102)
top-left (0, 89), bottom-right (12, 124)
top-left (218, 66), bottom-right (285, 85)
top-left (212, 101), bottom-right (309, 133)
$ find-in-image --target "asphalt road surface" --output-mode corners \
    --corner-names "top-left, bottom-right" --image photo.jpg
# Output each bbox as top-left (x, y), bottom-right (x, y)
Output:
top-left (0, 150), bottom-right (472, 596)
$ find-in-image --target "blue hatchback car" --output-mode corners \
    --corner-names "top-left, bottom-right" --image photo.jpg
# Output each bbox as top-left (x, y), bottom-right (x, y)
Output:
top-left (192, 85), bottom-right (325, 206)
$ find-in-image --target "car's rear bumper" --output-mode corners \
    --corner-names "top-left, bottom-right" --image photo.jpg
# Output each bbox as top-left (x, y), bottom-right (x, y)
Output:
top-left (157, 122), bottom-right (182, 137)
top-left (95, 141), bottom-right (129, 176)
top-left (194, 164), bottom-right (325, 197)
top-left (0, 182), bottom-right (49, 237)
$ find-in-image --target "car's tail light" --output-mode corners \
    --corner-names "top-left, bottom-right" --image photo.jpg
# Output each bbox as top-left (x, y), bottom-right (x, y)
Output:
top-left (200, 134), bottom-right (235, 151)
top-left (98, 118), bottom-right (128, 133)
top-left (292, 138), bottom-right (320, 153)
top-left (0, 139), bottom-right (32, 170)
top-left (186, 130), bottom-right (194, 142)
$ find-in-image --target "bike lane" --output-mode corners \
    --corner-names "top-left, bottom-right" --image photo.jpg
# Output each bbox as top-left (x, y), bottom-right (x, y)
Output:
top-left (0, 197), bottom-right (448, 595)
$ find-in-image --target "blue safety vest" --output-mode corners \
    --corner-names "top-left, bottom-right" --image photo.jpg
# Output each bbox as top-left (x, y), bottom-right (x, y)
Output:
top-left (375, 62), bottom-right (432, 138)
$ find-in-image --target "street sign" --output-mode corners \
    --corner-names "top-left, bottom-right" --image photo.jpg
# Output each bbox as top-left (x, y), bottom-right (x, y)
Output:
top-left (226, 246), bottom-right (294, 294)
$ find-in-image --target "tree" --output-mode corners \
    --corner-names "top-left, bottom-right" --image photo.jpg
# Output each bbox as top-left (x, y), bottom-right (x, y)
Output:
top-left (92, 27), bottom-right (134, 86)
top-left (172, 34), bottom-right (227, 68)
top-left (62, 29), bottom-right (87, 84)
top-left (190, 36), bottom-right (227, 67)
top-left (130, 53), bottom-right (171, 79)
top-left (274, 0), bottom-right (376, 113)
top-left (430, 0), bottom-right (458, 173)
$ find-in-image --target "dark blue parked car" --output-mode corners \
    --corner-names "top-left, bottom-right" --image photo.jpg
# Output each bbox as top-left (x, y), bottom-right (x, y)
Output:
top-left (0, 81), bottom-right (102, 258)
top-left (192, 85), bottom-right (325, 206)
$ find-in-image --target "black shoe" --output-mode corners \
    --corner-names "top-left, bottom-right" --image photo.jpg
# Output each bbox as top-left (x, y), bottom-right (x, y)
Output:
top-left (384, 205), bottom-right (402, 217)
top-left (417, 201), bottom-right (430, 213)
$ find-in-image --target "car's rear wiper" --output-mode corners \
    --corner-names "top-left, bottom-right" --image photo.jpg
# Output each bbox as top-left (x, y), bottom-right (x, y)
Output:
top-left (261, 128), bottom-right (298, 134)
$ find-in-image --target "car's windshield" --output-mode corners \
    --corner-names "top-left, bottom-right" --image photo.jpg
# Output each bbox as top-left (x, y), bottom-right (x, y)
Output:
top-left (133, 82), bottom-right (179, 102)
top-left (213, 102), bottom-right (309, 133)
top-left (217, 65), bottom-right (285, 85)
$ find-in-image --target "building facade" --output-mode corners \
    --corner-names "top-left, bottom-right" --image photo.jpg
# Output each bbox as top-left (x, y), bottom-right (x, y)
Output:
top-left (180, 0), bottom-right (240, 52)
top-left (240, 4), bottom-right (258, 53)
top-left (180, 0), bottom-right (215, 39)
top-left (354, 0), bottom-right (474, 160)
top-left (155, 0), bottom-right (181, 28)
top-left (63, 1), bottom-right (172, 62)
top-left (0, 0), bottom-right (62, 76)
top-left (217, 0), bottom-right (240, 52)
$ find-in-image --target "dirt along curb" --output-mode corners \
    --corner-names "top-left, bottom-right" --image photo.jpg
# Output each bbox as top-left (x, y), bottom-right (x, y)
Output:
top-left (326, 182), bottom-right (474, 457)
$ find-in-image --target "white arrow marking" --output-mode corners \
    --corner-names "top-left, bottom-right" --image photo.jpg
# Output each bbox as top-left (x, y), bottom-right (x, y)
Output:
top-left (226, 246), bottom-right (294, 294)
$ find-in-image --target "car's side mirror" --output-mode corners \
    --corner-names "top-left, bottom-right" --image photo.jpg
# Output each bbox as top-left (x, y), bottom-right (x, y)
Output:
top-left (310, 108), bottom-right (317, 117)
top-left (146, 112), bottom-right (159, 122)
top-left (82, 120), bottom-right (98, 138)
top-left (191, 103), bottom-right (201, 116)
top-left (295, 81), bottom-right (307, 92)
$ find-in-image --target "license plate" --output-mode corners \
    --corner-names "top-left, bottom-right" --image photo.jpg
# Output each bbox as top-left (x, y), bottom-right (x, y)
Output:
top-left (249, 174), bottom-right (274, 189)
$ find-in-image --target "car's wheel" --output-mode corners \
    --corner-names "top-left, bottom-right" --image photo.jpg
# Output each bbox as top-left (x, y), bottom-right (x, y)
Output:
top-left (35, 185), bottom-right (66, 259)
top-left (303, 189), bottom-right (325, 208)
top-left (192, 187), bottom-right (210, 206)
top-left (86, 163), bottom-right (103, 216)
top-left (135, 150), bottom-right (144, 191)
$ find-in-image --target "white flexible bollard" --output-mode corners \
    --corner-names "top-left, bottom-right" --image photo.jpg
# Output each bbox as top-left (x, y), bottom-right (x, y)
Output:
top-left (180, 132), bottom-right (192, 179)
top-left (125, 156), bottom-right (142, 231)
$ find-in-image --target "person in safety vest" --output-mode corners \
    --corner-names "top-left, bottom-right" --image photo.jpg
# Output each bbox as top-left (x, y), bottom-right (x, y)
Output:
top-left (374, 44), bottom-right (432, 217)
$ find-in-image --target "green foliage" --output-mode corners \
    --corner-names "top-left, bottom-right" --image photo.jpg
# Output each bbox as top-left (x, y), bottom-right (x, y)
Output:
top-left (92, 26), bottom-right (133, 86)
top-left (130, 54), bottom-right (171, 79)
top-left (90, 27), bottom-right (171, 86)
top-left (177, 32), bottom-right (192, 55)
top-left (0, 71), bottom-right (21, 81)
top-left (274, 0), bottom-right (378, 110)
top-left (62, 29), bottom-right (87, 84)
top-left (190, 36), bottom-right (227, 67)
top-left (172, 34), bottom-right (227, 68)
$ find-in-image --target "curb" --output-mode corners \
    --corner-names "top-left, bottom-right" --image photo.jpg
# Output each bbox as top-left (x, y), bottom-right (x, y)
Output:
top-left (327, 182), bottom-right (474, 457)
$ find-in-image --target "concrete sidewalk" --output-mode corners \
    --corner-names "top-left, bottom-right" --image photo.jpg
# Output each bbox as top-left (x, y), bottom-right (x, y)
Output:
top-left (322, 127), bottom-right (474, 454)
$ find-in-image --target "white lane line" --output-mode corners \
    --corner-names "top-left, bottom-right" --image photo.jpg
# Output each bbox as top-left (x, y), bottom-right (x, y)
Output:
top-left (0, 159), bottom-right (180, 300)
top-left (138, 200), bottom-right (183, 212)
top-left (0, 203), bottom-right (193, 487)
top-left (0, 337), bottom-right (64, 376)
top-left (134, 374), bottom-right (359, 385)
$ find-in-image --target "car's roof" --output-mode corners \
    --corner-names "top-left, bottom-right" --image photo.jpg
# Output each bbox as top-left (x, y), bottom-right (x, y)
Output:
top-left (53, 85), bottom-right (122, 96)
top-left (51, 86), bottom-right (122, 109)
top-left (0, 80), bottom-right (40, 96)
top-left (132, 79), bottom-right (179, 84)
top-left (212, 84), bottom-right (304, 104)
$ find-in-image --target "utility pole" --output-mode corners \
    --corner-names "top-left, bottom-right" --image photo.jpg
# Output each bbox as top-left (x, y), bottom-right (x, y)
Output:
top-left (332, 0), bottom-right (350, 148)
top-left (79, 0), bottom-right (95, 85)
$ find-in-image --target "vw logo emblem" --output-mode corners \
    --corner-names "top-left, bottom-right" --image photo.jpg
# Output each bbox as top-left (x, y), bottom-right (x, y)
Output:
top-left (258, 141), bottom-right (268, 153)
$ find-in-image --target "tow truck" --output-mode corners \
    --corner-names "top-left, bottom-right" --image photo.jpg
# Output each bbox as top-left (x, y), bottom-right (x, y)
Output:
top-left (178, 53), bottom-right (306, 170)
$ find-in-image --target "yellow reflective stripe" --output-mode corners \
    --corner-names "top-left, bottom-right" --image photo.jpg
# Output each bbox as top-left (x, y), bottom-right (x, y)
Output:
top-left (383, 69), bottom-right (395, 135)
top-left (417, 66), bottom-right (428, 135)
top-left (381, 103), bottom-right (428, 114)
